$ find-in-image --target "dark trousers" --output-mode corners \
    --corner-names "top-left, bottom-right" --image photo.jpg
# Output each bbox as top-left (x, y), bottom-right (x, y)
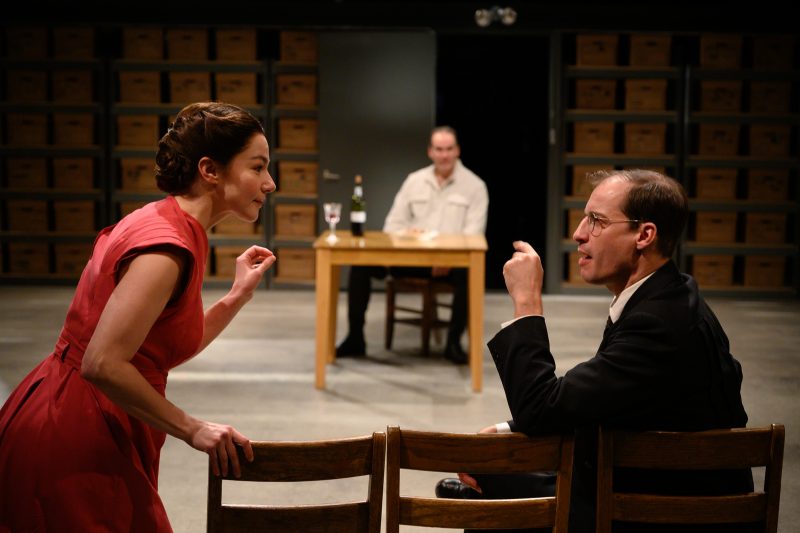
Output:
top-left (346, 265), bottom-right (468, 344)
top-left (463, 472), bottom-right (556, 533)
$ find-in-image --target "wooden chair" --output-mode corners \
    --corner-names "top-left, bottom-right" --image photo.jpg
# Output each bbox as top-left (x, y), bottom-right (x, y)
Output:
top-left (384, 276), bottom-right (454, 356)
top-left (385, 426), bottom-right (574, 532)
top-left (207, 432), bottom-right (386, 533)
top-left (596, 424), bottom-right (785, 533)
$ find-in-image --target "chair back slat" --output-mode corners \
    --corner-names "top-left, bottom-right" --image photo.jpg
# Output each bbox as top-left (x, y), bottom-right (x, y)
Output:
top-left (234, 436), bottom-right (375, 481)
top-left (207, 432), bottom-right (385, 533)
top-left (613, 493), bottom-right (767, 524)
top-left (612, 428), bottom-right (773, 469)
top-left (385, 426), bottom-right (573, 532)
top-left (397, 429), bottom-right (563, 472)
top-left (400, 497), bottom-right (557, 529)
top-left (217, 503), bottom-right (369, 533)
top-left (597, 424), bottom-right (785, 533)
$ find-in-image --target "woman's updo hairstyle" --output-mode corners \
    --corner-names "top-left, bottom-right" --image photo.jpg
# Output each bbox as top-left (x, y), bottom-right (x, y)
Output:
top-left (155, 102), bottom-right (265, 195)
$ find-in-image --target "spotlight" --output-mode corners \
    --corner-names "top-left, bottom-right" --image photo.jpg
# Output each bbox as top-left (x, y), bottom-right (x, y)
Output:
top-left (497, 6), bottom-right (517, 26)
top-left (475, 8), bottom-right (493, 27)
top-left (474, 6), bottom-right (518, 27)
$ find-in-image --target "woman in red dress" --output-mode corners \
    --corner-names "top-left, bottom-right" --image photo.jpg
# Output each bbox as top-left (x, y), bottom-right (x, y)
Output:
top-left (0, 102), bottom-right (276, 532)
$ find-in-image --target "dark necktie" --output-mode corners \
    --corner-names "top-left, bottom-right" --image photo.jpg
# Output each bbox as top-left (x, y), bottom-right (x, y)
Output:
top-left (604, 316), bottom-right (613, 333)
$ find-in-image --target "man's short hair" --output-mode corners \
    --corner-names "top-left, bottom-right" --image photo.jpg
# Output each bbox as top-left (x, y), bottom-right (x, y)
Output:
top-left (430, 126), bottom-right (458, 146)
top-left (588, 169), bottom-right (688, 258)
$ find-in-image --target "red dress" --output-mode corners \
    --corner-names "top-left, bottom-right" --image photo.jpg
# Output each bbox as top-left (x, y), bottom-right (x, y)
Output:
top-left (0, 196), bottom-right (208, 532)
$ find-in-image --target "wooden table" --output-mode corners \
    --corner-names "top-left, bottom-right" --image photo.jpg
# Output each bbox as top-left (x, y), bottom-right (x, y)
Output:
top-left (313, 230), bottom-right (488, 392)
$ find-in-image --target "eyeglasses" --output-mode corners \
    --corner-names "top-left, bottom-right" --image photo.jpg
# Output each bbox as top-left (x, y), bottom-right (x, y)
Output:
top-left (583, 212), bottom-right (641, 237)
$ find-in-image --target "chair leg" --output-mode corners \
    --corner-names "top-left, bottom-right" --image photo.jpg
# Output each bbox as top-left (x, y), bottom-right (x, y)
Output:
top-left (432, 299), bottom-right (442, 346)
top-left (421, 285), bottom-right (433, 357)
top-left (385, 282), bottom-right (395, 350)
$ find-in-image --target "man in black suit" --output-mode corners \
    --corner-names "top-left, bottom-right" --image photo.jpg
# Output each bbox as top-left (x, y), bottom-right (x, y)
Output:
top-left (436, 169), bottom-right (751, 532)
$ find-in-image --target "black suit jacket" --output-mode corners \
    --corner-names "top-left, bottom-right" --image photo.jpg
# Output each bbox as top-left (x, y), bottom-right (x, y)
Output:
top-left (488, 261), bottom-right (751, 533)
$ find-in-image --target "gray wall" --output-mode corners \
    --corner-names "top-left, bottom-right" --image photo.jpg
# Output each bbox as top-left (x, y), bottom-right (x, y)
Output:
top-left (318, 30), bottom-right (436, 235)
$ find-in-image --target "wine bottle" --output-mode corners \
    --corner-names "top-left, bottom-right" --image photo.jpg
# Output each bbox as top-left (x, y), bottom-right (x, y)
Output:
top-left (350, 174), bottom-right (366, 236)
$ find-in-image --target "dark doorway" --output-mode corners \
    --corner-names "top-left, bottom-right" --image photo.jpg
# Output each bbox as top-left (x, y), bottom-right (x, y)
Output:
top-left (436, 34), bottom-right (550, 290)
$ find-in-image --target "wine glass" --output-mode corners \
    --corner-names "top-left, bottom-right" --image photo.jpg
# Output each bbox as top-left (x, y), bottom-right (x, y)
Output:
top-left (323, 202), bottom-right (342, 242)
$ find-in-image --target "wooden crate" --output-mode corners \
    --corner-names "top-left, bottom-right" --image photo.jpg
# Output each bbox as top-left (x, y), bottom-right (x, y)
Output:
top-left (699, 80), bottom-right (742, 112)
top-left (215, 72), bottom-right (257, 105)
top-left (120, 158), bottom-right (158, 190)
top-left (566, 208), bottom-right (585, 237)
top-left (745, 213), bottom-right (786, 244)
top-left (752, 35), bottom-right (795, 70)
top-left (749, 81), bottom-right (791, 113)
top-left (6, 26), bottom-right (47, 59)
top-left (6, 158), bottom-right (47, 189)
top-left (574, 79), bottom-right (616, 109)
top-left (166, 28), bottom-right (208, 60)
top-left (628, 34), bottom-right (671, 66)
top-left (749, 124), bottom-right (791, 157)
top-left (623, 166), bottom-right (667, 175)
top-left (6, 114), bottom-right (47, 146)
top-left (274, 203), bottom-right (317, 237)
top-left (278, 118), bottom-right (318, 150)
top-left (744, 256), bottom-right (786, 287)
top-left (700, 34), bottom-right (742, 68)
top-left (119, 201), bottom-right (149, 218)
top-left (53, 200), bottom-right (95, 232)
top-left (8, 242), bottom-right (49, 274)
top-left (747, 169), bottom-right (789, 202)
top-left (280, 31), bottom-right (318, 64)
top-left (168, 71), bottom-right (211, 103)
top-left (53, 113), bottom-right (94, 146)
top-left (694, 211), bottom-right (736, 242)
top-left (118, 71), bottom-right (161, 103)
top-left (624, 123), bottom-right (666, 155)
top-left (53, 158), bottom-right (94, 189)
top-left (576, 34), bottom-right (618, 66)
top-left (276, 247), bottom-right (316, 281)
top-left (691, 255), bottom-right (734, 287)
top-left (215, 28), bottom-right (257, 60)
top-left (6, 70), bottom-right (47, 102)
top-left (54, 243), bottom-right (92, 276)
top-left (694, 168), bottom-right (737, 200)
top-left (117, 115), bottom-right (160, 147)
top-left (52, 27), bottom-right (95, 59)
top-left (213, 245), bottom-right (247, 278)
top-left (122, 27), bottom-right (164, 60)
top-left (567, 251), bottom-right (590, 285)
top-left (571, 165), bottom-right (611, 197)
top-left (624, 79), bottom-right (667, 110)
top-left (276, 74), bottom-right (318, 106)
top-left (278, 161), bottom-right (318, 195)
top-left (52, 70), bottom-right (93, 103)
top-left (6, 200), bottom-right (48, 232)
top-left (698, 124), bottom-right (739, 156)
top-left (573, 122), bottom-right (614, 153)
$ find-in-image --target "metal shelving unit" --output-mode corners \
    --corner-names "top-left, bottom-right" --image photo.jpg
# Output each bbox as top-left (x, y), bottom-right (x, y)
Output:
top-left (549, 31), bottom-right (799, 297)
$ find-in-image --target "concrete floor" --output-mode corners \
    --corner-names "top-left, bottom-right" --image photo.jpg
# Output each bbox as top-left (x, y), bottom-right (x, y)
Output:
top-left (1, 285), bottom-right (797, 532)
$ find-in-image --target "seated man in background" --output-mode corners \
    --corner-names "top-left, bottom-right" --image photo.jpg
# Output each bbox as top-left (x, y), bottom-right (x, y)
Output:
top-left (336, 126), bottom-right (489, 364)
top-left (436, 169), bottom-right (752, 532)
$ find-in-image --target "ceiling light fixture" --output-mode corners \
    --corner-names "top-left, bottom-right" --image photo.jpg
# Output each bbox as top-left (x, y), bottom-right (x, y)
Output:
top-left (475, 6), bottom-right (518, 27)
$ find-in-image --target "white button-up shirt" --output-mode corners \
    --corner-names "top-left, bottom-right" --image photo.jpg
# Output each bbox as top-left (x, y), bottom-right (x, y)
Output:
top-left (383, 159), bottom-right (488, 235)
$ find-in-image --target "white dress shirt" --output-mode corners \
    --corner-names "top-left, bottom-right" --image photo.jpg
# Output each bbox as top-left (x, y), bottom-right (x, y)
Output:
top-left (382, 159), bottom-right (488, 235)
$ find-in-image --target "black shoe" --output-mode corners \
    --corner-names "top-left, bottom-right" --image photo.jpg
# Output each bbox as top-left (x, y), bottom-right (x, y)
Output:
top-left (335, 335), bottom-right (366, 358)
top-left (435, 478), bottom-right (481, 499)
top-left (443, 341), bottom-right (468, 365)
